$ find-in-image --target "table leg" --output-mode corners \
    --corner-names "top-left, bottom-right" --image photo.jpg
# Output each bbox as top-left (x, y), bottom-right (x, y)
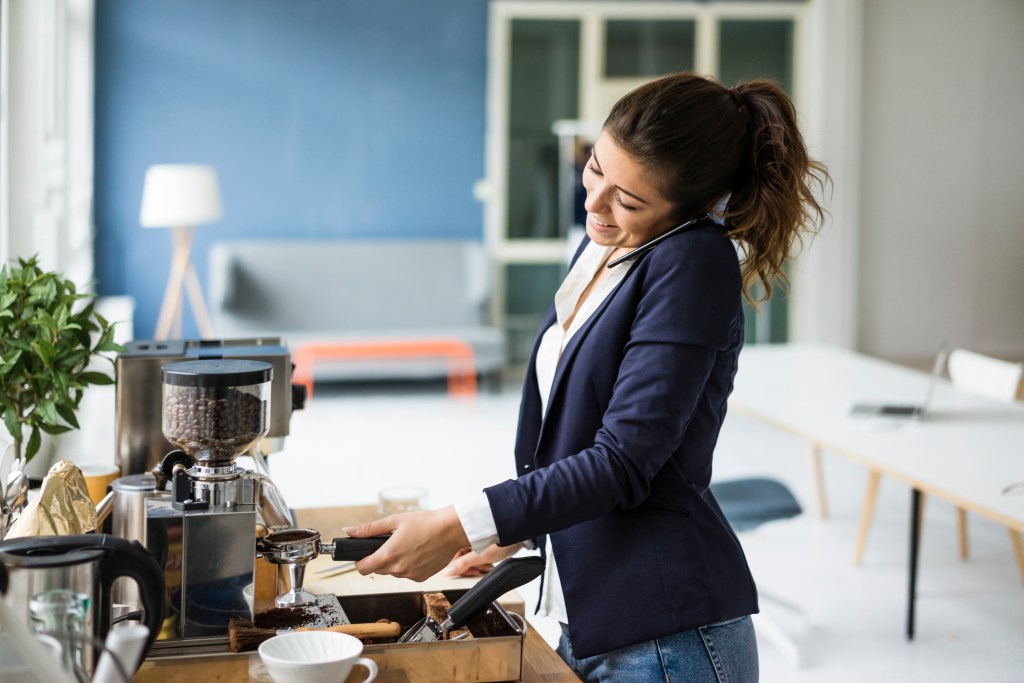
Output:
top-left (907, 487), bottom-right (922, 640)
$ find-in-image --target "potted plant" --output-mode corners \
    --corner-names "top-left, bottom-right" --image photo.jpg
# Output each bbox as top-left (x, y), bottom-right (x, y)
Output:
top-left (0, 256), bottom-right (124, 533)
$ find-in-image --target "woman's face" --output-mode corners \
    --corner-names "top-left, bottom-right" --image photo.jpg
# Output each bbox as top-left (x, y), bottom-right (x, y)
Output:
top-left (582, 133), bottom-right (678, 250)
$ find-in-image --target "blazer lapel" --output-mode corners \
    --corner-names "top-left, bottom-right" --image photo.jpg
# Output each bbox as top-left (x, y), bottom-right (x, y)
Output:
top-left (534, 269), bottom-right (634, 460)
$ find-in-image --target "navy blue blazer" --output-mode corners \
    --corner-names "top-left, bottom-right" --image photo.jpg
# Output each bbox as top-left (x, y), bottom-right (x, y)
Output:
top-left (484, 219), bottom-right (758, 658)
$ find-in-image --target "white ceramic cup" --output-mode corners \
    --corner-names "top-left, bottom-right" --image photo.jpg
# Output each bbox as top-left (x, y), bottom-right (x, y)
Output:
top-left (242, 583), bottom-right (254, 615)
top-left (377, 486), bottom-right (428, 516)
top-left (258, 631), bottom-right (377, 683)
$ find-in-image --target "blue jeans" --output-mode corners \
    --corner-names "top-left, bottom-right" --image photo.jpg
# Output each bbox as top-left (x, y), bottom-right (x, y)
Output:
top-left (556, 616), bottom-right (758, 682)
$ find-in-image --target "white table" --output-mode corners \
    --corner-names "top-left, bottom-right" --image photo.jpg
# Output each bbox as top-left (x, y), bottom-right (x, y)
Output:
top-left (728, 344), bottom-right (1024, 638)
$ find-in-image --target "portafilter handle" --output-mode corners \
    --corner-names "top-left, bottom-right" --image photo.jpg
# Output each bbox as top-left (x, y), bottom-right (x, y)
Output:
top-left (321, 536), bottom-right (391, 561)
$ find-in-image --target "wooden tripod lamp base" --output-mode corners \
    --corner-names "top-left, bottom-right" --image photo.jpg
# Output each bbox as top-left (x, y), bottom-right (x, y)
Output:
top-left (153, 226), bottom-right (215, 340)
top-left (140, 164), bottom-right (223, 341)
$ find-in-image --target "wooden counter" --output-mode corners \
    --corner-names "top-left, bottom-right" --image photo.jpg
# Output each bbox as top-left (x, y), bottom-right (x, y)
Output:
top-left (135, 505), bottom-right (579, 682)
top-left (136, 627), bottom-right (575, 682)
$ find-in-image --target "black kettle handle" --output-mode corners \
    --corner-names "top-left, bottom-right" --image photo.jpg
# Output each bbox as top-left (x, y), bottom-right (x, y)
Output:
top-left (96, 536), bottom-right (166, 668)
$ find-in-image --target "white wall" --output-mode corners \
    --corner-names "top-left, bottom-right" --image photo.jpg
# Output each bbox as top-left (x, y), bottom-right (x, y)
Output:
top-left (858, 0), bottom-right (1024, 362)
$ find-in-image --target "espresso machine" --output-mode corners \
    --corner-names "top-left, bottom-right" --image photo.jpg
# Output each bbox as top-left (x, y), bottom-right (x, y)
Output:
top-left (143, 358), bottom-right (294, 644)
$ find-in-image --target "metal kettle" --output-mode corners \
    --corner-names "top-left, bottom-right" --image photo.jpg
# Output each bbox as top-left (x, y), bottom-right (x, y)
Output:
top-left (0, 533), bottom-right (165, 678)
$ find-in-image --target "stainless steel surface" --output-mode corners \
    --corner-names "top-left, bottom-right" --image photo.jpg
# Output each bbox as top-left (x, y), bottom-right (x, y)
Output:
top-left (398, 615), bottom-right (442, 643)
top-left (1, 442), bottom-right (26, 539)
top-left (258, 528), bottom-right (322, 608)
top-left (313, 561), bottom-right (356, 578)
top-left (29, 588), bottom-right (91, 681)
top-left (0, 550), bottom-right (100, 674)
top-left (110, 474), bottom-right (159, 613)
top-left (311, 592), bottom-right (350, 626)
top-left (115, 338), bottom-right (294, 476)
top-left (110, 474), bottom-right (158, 542)
top-left (253, 473), bottom-right (293, 531)
top-left (189, 464), bottom-right (252, 508)
top-left (94, 491), bottom-right (115, 528)
top-left (146, 498), bottom-right (257, 640)
top-left (133, 347), bottom-right (299, 644)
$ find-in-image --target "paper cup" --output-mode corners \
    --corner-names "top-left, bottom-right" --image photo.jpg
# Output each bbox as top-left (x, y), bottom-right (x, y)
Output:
top-left (79, 464), bottom-right (121, 507)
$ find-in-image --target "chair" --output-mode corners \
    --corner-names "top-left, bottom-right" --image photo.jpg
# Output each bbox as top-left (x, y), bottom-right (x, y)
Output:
top-left (711, 477), bottom-right (805, 668)
top-left (853, 349), bottom-right (1024, 583)
top-left (947, 349), bottom-right (1024, 581)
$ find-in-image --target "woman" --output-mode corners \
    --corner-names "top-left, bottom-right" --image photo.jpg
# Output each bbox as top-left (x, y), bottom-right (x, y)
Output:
top-left (345, 72), bottom-right (829, 682)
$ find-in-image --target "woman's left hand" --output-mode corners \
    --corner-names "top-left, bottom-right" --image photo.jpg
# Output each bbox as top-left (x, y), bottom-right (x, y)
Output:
top-left (344, 505), bottom-right (470, 581)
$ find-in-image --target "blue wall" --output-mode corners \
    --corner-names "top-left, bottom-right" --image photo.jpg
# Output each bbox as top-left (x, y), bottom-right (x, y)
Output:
top-left (95, 0), bottom-right (488, 339)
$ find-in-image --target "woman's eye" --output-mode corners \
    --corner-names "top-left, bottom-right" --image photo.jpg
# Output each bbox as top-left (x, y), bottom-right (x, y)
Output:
top-left (616, 196), bottom-right (637, 212)
top-left (586, 162), bottom-right (602, 176)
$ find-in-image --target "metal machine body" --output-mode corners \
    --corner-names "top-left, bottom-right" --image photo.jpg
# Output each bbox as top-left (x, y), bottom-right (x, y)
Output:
top-left (131, 357), bottom-right (296, 645)
top-left (146, 470), bottom-right (259, 640)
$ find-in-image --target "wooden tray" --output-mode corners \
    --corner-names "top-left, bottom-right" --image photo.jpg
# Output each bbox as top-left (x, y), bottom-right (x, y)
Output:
top-left (341, 589), bottom-right (525, 682)
top-left (143, 589), bottom-right (526, 682)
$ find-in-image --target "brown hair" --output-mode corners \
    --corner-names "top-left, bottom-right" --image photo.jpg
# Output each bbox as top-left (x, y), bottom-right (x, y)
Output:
top-left (603, 72), bottom-right (830, 304)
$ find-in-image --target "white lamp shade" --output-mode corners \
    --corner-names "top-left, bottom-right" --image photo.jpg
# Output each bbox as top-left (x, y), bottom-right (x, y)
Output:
top-left (140, 164), bottom-right (223, 228)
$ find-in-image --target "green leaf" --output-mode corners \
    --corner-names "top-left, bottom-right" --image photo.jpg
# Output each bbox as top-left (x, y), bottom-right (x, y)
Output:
top-left (98, 341), bottom-right (127, 354)
top-left (3, 406), bottom-right (22, 442)
top-left (80, 371), bottom-right (114, 386)
top-left (25, 426), bottom-right (41, 462)
top-left (39, 423), bottom-right (72, 435)
top-left (56, 403), bottom-right (80, 429)
top-left (36, 400), bottom-right (58, 424)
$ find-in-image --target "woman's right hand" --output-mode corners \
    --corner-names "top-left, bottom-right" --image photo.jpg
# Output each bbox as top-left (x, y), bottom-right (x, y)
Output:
top-left (445, 542), bottom-right (525, 577)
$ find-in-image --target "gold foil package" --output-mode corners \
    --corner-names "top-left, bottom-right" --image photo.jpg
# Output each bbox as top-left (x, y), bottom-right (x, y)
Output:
top-left (5, 460), bottom-right (97, 538)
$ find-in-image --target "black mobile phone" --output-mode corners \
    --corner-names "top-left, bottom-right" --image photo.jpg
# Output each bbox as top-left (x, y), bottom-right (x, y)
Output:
top-left (606, 214), bottom-right (709, 268)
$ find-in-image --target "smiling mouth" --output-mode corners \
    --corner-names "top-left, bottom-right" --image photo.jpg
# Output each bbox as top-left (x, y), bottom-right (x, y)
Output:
top-left (589, 215), bottom-right (617, 229)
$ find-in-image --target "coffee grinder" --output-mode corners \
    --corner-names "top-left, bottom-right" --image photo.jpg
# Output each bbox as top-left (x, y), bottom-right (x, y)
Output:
top-left (144, 359), bottom-right (292, 642)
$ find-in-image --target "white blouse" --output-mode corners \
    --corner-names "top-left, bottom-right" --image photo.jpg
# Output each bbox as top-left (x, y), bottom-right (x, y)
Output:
top-left (454, 240), bottom-right (633, 624)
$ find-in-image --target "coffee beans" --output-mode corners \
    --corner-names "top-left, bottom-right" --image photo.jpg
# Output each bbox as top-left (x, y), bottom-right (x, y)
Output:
top-left (163, 386), bottom-right (267, 460)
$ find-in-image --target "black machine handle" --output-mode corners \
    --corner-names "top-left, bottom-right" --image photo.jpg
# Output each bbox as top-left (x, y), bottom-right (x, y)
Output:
top-left (0, 534), bottom-right (165, 671)
top-left (447, 556), bottom-right (544, 629)
top-left (329, 535), bottom-right (390, 561)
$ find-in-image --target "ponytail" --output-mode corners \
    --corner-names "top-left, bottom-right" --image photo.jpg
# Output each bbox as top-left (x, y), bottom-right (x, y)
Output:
top-left (726, 79), bottom-right (830, 304)
top-left (603, 72), bottom-right (830, 306)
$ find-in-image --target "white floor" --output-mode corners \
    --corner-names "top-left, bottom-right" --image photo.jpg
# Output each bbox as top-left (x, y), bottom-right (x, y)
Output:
top-left (186, 380), bottom-right (1024, 680)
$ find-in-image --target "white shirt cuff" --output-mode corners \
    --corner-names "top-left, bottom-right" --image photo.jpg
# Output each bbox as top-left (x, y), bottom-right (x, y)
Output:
top-left (454, 492), bottom-right (500, 554)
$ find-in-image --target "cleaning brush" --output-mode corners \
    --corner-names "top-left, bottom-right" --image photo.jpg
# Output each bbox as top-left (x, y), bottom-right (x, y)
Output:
top-left (227, 617), bottom-right (401, 652)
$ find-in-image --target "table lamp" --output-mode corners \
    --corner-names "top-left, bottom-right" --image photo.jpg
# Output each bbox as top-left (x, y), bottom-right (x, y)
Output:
top-left (139, 164), bottom-right (222, 339)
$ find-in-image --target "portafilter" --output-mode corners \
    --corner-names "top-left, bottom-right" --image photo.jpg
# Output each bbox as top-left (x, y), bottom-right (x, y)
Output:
top-left (257, 528), bottom-right (390, 607)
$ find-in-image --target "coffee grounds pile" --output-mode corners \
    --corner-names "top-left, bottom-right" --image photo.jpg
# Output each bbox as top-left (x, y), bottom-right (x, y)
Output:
top-left (164, 386), bottom-right (266, 460)
top-left (254, 605), bottom-right (319, 629)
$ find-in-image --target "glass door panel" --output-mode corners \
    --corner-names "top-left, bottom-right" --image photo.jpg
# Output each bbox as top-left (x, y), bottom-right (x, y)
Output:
top-left (719, 18), bottom-right (795, 343)
top-left (507, 20), bottom-right (580, 241)
top-left (504, 262), bottom-right (567, 363)
top-left (605, 20), bottom-right (696, 77)
top-left (718, 19), bottom-right (794, 92)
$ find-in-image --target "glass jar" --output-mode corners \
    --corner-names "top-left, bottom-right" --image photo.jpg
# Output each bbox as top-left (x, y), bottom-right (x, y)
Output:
top-left (161, 359), bottom-right (272, 463)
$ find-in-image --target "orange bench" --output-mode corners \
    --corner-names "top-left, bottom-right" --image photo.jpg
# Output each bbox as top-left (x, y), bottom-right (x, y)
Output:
top-left (291, 339), bottom-right (478, 400)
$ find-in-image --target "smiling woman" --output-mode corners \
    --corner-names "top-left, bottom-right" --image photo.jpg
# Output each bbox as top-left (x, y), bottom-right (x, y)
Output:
top-left (344, 71), bottom-right (830, 683)
top-left (580, 135), bottom-right (679, 251)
